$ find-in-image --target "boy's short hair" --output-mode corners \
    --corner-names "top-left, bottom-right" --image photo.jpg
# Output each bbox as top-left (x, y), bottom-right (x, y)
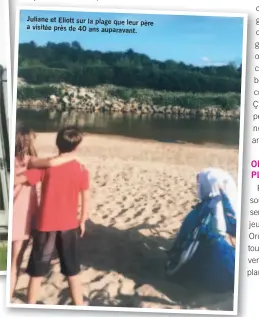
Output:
top-left (56, 126), bottom-right (83, 153)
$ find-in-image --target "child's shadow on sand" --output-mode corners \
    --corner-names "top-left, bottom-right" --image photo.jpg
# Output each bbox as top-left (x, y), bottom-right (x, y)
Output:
top-left (44, 220), bottom-right (233, 311)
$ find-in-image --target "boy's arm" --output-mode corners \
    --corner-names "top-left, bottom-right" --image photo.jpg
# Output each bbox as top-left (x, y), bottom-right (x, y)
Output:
top-left (78, 190), bottom-right (89, 238)
top-left (15, 169), bottom-right (45, 187)
top-left (79, 167), bottom-right (90, 237)
top-left (80, 189), bottom-right (89, 224)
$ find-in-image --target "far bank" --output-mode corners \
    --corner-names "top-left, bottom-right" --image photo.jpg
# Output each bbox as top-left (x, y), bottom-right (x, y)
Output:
top-left (17, 83), bottom-right (241, 119)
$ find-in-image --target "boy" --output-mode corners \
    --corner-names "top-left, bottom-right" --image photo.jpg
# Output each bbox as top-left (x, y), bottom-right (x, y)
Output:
top-left (14, 126), bottom-right (89, 305)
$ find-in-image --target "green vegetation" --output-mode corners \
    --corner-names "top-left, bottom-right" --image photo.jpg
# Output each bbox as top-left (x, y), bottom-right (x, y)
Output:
top-left (109, 87), bottom-right (240, 110)
top-left (0, 244), bottom-right (7, 271)
top-left (18, 42), bottom-right (242, 111)
top-left (17, 83), bottom-right (240, 110)
top-left (19, 41), bottom-right (241, 95)
top-left (18, 84), bottom-right (61, 101)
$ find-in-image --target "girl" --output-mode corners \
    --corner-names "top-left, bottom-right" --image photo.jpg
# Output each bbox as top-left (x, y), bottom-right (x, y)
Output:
top-left (11, 127), bottom-right (78, 299)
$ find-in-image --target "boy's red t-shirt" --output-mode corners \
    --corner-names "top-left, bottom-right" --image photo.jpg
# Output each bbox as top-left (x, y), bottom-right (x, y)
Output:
top-left (25, 160), bottom-right (89, 232)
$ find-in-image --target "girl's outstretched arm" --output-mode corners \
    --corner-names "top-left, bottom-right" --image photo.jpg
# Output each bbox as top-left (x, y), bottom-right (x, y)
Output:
top-left (28, 156), bottom-right (55, 168)
top-left (28, 154), bottom-right (81, 168)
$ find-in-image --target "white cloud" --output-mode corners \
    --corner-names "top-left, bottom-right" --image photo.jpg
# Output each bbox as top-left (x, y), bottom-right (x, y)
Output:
top-left (200, 56), bottom-right (228, 66)
top-left (201, 56), bottom-right (210, 62)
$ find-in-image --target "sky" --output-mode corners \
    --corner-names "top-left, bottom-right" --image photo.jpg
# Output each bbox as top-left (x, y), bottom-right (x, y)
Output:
top-left (19, 10), bottom-right (244, 66)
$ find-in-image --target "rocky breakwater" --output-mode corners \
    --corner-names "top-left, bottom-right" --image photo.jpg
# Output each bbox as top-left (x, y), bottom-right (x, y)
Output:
top-left (17, 84), bottom-right (240, 119)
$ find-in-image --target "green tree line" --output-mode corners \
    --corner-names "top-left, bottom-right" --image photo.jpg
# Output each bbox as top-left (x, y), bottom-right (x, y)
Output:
top-left (18, 41), bottom-right (242, 94)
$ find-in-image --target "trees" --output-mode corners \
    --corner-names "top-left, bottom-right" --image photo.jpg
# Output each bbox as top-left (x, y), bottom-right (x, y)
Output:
top-left (18, 42), bottom-right (241, 93)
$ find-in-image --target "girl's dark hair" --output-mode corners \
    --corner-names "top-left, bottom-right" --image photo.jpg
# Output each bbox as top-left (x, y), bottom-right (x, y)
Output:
top-left (15, 126), bottom-right (37, 161)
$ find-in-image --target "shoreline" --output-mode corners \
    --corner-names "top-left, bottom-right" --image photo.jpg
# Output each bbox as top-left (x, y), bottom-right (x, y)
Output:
top-left (34, 132), bottom-right (239, 150)
top-left (17, 83), bottom-right (241, 119)
top-left (17, 100), bottom-right (241, 119)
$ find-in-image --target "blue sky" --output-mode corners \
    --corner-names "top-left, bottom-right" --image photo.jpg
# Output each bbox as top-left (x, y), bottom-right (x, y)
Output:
top-left (19, 10), bottom-right (244, 66)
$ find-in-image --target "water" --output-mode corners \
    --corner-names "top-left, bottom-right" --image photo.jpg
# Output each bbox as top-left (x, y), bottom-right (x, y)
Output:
top-left (16, 109), bottom-right (240, 147)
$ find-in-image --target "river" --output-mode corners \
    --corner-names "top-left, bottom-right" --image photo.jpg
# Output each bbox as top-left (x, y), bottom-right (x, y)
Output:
top-left (16, 109), bottom-right (240, 147)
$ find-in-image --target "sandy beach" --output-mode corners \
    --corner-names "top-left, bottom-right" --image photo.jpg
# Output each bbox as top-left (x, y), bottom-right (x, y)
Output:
top-left (12, 133), bottom-right (239, 311)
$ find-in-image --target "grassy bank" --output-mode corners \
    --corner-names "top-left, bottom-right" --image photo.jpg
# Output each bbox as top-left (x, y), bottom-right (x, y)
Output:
top-left (17, 84), bottom-right (240, 110)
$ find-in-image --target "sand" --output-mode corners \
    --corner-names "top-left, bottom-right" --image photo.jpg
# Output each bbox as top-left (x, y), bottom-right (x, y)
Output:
top-left (12, 133), bottom-right (239, 311)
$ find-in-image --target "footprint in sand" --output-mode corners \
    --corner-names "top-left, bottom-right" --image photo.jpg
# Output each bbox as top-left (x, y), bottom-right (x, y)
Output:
top-left (133, 208), bottom-right (146, 218)
top-left (152, 206), bottom-right (161, 214)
